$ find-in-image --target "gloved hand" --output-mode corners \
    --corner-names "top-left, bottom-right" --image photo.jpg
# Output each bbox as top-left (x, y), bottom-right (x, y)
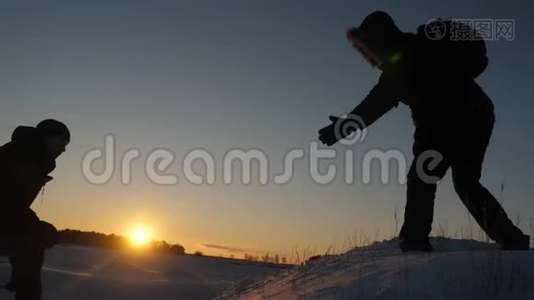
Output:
top-left (318, 115), bottom-right (360, 146)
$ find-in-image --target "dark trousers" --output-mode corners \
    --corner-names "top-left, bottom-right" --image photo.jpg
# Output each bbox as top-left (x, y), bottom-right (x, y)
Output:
top-left (4, 221), bottom-right (57, 300)
top-left (399, 113), bottom-right (524, 245)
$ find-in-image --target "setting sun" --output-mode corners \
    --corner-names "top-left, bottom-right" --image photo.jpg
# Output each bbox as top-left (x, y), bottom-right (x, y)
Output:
top-left (129, 226), bottom-right (152, 247)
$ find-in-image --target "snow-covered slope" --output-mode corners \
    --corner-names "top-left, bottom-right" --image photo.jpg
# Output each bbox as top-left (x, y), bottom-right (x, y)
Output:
top-left (0, 245), bottom-right (288, 300)
top-left (219, 237), bottom-right (534, 300)
top-left (2, 238), bottom-right (533, 300)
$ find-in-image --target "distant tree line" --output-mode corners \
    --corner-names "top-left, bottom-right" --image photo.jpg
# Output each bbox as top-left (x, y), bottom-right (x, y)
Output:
top-left (243, 252), bottom-right (287, 264)
top-left (58, 229), bottom-right (185, 255)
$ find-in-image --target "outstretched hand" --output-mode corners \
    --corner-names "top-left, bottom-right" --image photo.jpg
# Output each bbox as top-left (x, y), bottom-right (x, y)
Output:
top-left (318, 116), bottom-right (342, 146)
top-left (318, 115), bottom-right (362, 146)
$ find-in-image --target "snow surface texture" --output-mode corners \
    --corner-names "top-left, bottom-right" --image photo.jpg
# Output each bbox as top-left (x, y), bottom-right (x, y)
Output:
top-left (0, 245), bottom-right (287, 300)
top-left (219, 237), bottom-right (534, 300)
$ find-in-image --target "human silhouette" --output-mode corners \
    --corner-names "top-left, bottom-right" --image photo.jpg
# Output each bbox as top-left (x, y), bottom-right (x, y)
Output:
top-left (0, 119), bottom-right (70, 299)
top-left (318, 11), bottom-right (530, 251)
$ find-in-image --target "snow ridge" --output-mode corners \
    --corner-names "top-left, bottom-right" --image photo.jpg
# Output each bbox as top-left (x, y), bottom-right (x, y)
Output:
top-left (219, 237), bottom-right (534, 300)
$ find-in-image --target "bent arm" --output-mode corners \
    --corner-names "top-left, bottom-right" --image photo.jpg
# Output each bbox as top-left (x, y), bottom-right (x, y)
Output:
top-left (3, 160), bottom-right (52, 212)
top-left (349, 73), bottom-right (403, 128)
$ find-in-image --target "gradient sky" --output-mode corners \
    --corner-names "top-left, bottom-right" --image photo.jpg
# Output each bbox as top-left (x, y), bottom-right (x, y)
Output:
top-left (1, 0), bottom-right (533, 257)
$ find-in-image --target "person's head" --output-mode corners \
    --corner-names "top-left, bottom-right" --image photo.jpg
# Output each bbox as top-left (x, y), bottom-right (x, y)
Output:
top-left (347, 11), bottom-right (404, 70)
top-left (36, 119), bottom-right (70, 158)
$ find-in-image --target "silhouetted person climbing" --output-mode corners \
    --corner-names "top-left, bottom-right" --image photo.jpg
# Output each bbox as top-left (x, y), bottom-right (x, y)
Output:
top-left (319, 11), bottom-right (530, 252)
top-left (0, 119), bottom-right (70, 299)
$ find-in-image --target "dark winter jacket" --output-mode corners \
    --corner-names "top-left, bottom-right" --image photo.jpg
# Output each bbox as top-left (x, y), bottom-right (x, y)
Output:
top-left (0, 126), bottom-right (56, 235)
top-left (349, 31), bottom-right (495, 138)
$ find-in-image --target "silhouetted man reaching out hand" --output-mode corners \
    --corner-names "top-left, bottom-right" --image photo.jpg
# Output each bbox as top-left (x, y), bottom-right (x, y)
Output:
top-left (319, 11), bottom-right (529, 252)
